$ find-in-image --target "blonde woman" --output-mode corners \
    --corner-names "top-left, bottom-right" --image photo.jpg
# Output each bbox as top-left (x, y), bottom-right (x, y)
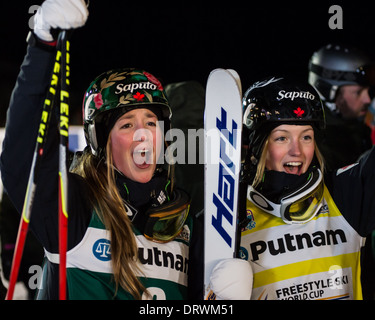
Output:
top-left (238, 77), bottom-right (375, 300)
top-left (1, 0), bottom-right (201, 300)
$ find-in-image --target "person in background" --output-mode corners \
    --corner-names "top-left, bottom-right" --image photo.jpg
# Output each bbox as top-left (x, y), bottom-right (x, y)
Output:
top-left (308, 44), bottom-right (375, 300)
top-left (308, 43), bottom-right (375, 170)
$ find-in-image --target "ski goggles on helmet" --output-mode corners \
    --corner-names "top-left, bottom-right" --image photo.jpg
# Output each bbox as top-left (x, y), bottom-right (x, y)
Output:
top-left (248, 168), bottom-right (324, 224)
top-left (310, 63), bottom-right (375, 88)
top-left (141, 189), bottom-right (190, 243)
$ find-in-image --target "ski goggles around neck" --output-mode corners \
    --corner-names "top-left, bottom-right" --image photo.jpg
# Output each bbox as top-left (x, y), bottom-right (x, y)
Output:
top-left (248, 168), bottom-right (324, 224)
top-left (142, 189), bottom-right (190, 243)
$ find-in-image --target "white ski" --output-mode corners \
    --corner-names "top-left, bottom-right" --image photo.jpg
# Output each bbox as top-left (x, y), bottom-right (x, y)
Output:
top-left (203, 68), bottom-right (243, 299)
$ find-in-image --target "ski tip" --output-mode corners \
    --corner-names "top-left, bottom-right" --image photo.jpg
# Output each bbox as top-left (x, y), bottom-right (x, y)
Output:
top-left (226, 69), bottom-right (240, 80)
top-left (226, 69), bottom-right (242, 96)
top-left (209, 68), bottom-right (225, 76)
top-left (208, 68), bottom-right (242, 96)
top-left (209, 68), bottom-right (238, 77)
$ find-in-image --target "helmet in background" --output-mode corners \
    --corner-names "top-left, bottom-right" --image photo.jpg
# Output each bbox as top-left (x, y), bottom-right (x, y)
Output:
top-left (308, 44), bottom-right (374, 102)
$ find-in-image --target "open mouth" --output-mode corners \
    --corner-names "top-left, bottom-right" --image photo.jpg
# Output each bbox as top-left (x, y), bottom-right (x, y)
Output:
top-left (133, 148), bottom-right (152, 168)
top-left (283, 161), bottom-right (303, 175)
top-left (136, 149), bottom-right (149, 157)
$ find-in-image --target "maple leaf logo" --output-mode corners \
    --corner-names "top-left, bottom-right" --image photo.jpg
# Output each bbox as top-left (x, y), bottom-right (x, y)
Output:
top-left (293, 107), bottom-right (305, 118)
top-left (133, 92), bottom-right (145, 101)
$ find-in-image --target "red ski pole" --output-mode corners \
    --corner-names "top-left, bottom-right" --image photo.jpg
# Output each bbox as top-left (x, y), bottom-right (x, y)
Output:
top-left (57, 30), bottom-right (70, 300)
top-left (5, 35), bottom-right (63, 300)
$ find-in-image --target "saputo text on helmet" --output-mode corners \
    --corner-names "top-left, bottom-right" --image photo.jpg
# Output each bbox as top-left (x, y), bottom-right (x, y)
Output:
top-left (276, 90), bottom-right (316, 101)
top-left (115, 81), bottom-right (158, 94)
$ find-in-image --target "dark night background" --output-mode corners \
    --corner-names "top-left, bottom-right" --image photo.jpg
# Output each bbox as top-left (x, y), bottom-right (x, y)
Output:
top-left (1, 1), bottom-right (374, 126)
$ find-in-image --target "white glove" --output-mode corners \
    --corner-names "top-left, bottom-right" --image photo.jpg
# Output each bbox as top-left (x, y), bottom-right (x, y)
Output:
top-left (34, 0), bottom-right (89, 42)
top-left (209, 258), bottom-right (253, 300)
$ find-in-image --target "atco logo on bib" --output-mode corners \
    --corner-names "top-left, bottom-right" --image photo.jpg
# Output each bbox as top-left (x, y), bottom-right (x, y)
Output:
top-left (93, 238), bottom-right (111, 261)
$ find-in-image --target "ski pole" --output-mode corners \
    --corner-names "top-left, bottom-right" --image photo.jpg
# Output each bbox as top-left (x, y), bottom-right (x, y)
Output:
top-left (5, 35), bottom-right (63, 300)
top-left (57, 30), bottom-right (70, 300)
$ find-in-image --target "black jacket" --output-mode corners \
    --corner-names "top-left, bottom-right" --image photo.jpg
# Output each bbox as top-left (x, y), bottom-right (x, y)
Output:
top-left (318, 104), bottom-right (372, 171)
top-left (1, 40), bottom-right (203, 300)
